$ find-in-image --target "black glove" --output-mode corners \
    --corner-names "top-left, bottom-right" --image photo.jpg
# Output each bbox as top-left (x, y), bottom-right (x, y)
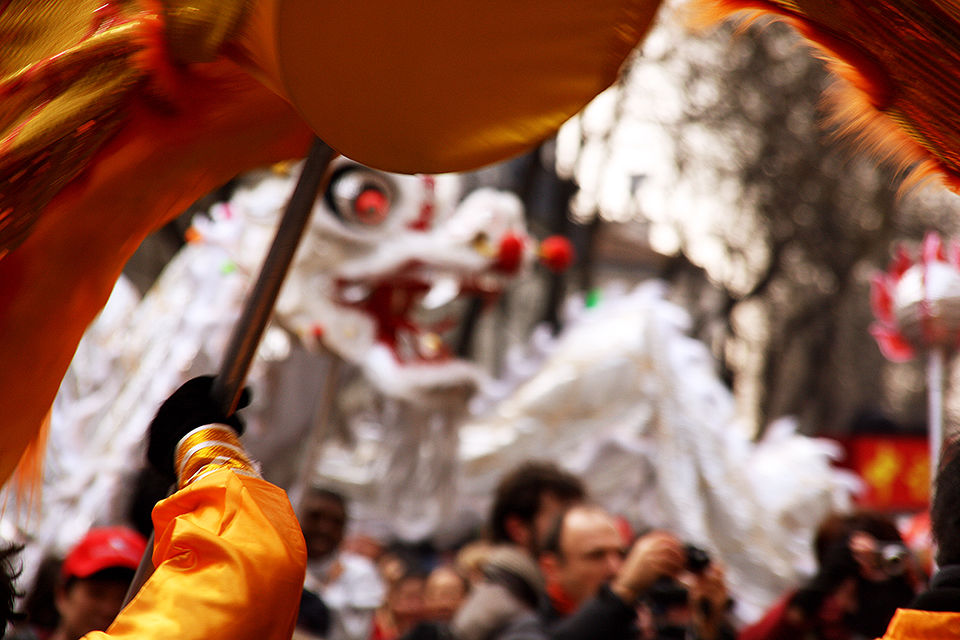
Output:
top-left (146, 376), bottom-right (250, 481)
top-left (792, 536), bottom-right (859, 617)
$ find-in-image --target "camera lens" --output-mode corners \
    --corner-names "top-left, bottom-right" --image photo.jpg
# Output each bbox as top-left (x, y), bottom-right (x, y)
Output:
top-left (685, 544), bottom-right (710, 573)
top-left (880, 543), bottom-right (907, 576)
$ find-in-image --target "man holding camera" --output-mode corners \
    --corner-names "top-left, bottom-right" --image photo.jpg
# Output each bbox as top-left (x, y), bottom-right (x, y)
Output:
top-left (538, 503), bottom-right (735, 640)
top-left (738, 510), bottom-right (917, 640)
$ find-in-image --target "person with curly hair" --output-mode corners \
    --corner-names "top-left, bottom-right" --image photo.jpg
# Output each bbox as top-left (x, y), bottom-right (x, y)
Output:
top-left (0, 544), bottom-right (24, 639)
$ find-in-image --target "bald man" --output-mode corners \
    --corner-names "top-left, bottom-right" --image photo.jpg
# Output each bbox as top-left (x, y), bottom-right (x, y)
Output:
top-left (539, 505), bottom-right (629, 613)
top-left (538, 504), bottom-right (733, 640)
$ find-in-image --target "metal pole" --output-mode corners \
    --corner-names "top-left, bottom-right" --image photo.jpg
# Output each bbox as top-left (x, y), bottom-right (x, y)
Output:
top-left (212, 137), bottom-right (337, 414)
top-left (123, 137), bottom-right (336, 607)
top-left (928, 347), bottom-right (945, 486)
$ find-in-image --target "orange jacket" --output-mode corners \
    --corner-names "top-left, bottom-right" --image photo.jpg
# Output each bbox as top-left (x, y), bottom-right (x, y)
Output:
top-left (85, 425), bottom-right (307, 640)
top-left (878, 608), bottom-right (960, 639)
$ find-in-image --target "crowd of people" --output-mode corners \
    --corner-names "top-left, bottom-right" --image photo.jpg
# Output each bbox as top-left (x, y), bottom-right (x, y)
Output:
top-left (286, 457), bottom-right (941, 640)
top-left (2, 377), bottom-right (957, 640)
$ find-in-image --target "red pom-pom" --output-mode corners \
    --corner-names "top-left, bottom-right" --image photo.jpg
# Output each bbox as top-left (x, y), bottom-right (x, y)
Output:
top-left (539, 235), bottom-right (574, 272)
top-left (184, 226), bottom-right (202, 244)
top-left (495, 233), bottom-right (525, 273)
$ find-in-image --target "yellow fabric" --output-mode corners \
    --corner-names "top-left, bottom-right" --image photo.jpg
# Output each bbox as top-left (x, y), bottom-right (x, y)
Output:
top-left (0, 35), bottom-right (313, 489)
top-left (0, 0), bottom-right (146, 253)
top-left (0, 0), bottom-right (259, 255)
top-left (84, 468), bottom-right (307, 640)
top-left (879, 607), bottom-right (960, 638)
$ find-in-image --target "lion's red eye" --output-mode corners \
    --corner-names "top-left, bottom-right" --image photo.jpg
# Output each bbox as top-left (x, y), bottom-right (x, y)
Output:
top-left (354, 188), bottom-right (389, 225)
top-left (326, 165), bottom-right (395, 226)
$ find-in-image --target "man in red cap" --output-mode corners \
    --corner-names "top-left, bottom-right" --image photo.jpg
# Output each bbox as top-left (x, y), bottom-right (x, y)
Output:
top-left (50, 527), bottom-right (147, 640)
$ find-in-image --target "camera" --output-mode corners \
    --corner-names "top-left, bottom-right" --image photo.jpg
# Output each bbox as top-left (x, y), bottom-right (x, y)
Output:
top-left (876, 542), bottom-right (908, 576)
top-left (647, 544), bottom-right (712, 608)
top-left (684, 544), bottom-right (710, 574)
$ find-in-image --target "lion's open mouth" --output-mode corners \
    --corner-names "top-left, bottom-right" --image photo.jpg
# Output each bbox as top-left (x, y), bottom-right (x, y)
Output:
top-left (335, 269), bottom-right (501, 364)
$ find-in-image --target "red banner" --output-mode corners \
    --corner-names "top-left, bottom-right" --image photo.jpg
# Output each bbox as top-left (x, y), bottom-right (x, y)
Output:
top-left (836, 434), bottom-right (930, 511)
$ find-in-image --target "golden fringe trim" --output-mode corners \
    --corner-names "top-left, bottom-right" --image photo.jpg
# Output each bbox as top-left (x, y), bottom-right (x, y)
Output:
top-left (820, 81), bottom-right (957, 195)
top-left (4, 410), bottom-right (49, 521)
top-left (688, 0), bottom-right (960, 196)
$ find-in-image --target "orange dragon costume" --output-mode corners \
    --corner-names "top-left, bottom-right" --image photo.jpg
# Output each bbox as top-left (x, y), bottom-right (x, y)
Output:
top-left (10, 0), bottom-right (960, 482)
top-left (0, 0), bottom-right (662, 638)
top-left (6, 0), bottom-right (960, 637)
top-left (7, 0), bottom-right (960, 484)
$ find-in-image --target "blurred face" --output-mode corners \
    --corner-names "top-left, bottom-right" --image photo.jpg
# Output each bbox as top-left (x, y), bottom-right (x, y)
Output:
top-left (389, 576), bottom-right (426, 633)
top-left (543, 507), bottom-right (625, 607)
top-left (424, 567), bottom-right (469, 621)
top-left (55, 577), bottom-right (128, 640)
top-left (299, 492), bottom-right (346, 560)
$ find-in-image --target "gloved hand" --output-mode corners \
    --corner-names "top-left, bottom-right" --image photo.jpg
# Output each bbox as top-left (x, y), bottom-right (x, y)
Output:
top-left (792, 535), bottom-right (859, 617)
top-left (146, 376), bottom-right (250, 482)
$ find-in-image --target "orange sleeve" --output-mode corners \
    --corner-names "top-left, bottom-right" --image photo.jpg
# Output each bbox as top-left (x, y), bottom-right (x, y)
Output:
top-left (85, 426), bottom-right (307, 640)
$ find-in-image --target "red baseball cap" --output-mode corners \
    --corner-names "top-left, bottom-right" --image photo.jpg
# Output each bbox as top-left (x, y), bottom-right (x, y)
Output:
top-left (61, 527), bottom-right (147, 581)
